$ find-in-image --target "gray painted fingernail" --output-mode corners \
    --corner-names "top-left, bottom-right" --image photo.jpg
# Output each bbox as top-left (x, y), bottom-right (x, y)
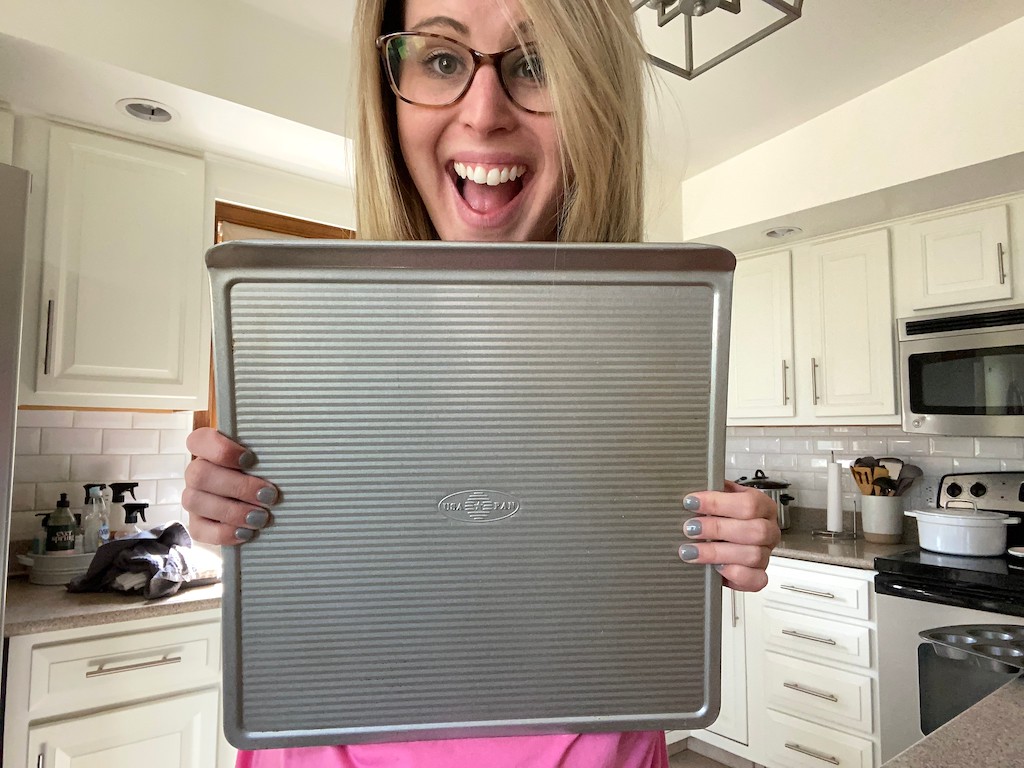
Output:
top-left (679, 544), bottom-right (699, 561)
top-left (683, 495), bottom-right (701, 511)
top-left (238, 450), bottom-right (257, 469)
top-left (714, 564), bottom-right (726, 573)
top-left (684, 519), bottom-right (702, 537)
top-left (234, 527), bottom-right (256, 542)
top-left (245, 509), bottom-right (270, 528)
top-left (256, 486), bottom-right (278, 505)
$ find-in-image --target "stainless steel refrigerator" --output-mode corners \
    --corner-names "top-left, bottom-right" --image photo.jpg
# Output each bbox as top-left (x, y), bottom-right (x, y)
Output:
top-left (1, 162), bottom-right (31, 662)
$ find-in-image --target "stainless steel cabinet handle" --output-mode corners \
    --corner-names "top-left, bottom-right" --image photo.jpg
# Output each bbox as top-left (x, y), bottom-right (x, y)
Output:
top-left (780, 584), bottom-right (836, 599)
top-left (37, 754), bottom-right (44, 768)
top-left (730, 588), bottom-right (739, 628)
top-left (782, 628), bottom-right (838, 646)
top-left (781, 360), bottom-right (790, 404)
top-left (43, 299), bottom-right (54, 375)
top-left (784, 681), bottom-right (839, 702)
top-left (785, 742), bottom-right (840, 765)
top-left (810, 357), bottom-right (820, 404)
top-left (998, 243), bottom-right (1007, 285)
top-left (85, 655), bottom-right (182, 678)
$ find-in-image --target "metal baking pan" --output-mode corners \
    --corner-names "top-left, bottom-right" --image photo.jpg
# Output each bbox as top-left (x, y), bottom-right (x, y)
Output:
top-left (921, 624), bottom-right (1024, 673)
top-left (207, 240), bottom-right (734, 748)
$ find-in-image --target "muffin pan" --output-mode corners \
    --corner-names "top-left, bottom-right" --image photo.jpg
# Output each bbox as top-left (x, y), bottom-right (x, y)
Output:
top-left (920, 624), bottom-right (1024, 673)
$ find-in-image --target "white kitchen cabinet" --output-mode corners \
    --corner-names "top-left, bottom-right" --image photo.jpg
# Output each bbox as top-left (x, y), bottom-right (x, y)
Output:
top-left (698, 586), bottom-right (748, 746)
top-left (746, 558), bottom-right (881, 768)
top-left (18, 121), bottom-right (209, 409)
top-left (902, 204), bottom-right (1011, 311)
top-left (1, 109), bottom-right (14, 164)
top-left (28, 690), bottom-right (219, 768)
top-left (727, 250), bottom-right (795, 419)
top-left (3, 609), bottom-right (232, 768)
top-left (728, 230), bottom-right (897, 425)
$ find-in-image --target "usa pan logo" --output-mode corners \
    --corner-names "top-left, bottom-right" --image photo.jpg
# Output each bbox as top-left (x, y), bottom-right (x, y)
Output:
top-left (438, 490), bottom-right (521, 523)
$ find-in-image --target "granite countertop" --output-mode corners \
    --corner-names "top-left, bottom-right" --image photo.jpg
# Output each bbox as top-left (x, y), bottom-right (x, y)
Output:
top-left (3, 575), bottom-right (223, 636)
top-left (774, 528), bottom-right (917, 570)
top-left (882, 676), bottom-right (1024, 767)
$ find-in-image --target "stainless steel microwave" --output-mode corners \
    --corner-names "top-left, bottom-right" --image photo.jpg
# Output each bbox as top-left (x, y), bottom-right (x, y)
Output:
top-left (899, 304), bottom-right (1024, 437)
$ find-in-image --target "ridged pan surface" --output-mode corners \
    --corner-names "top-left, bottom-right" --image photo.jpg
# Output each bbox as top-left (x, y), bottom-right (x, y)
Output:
top-left (208, 241), bottom-right (733, 748)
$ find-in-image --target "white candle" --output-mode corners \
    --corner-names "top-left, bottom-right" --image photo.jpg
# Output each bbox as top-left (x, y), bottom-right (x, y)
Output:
top-left (826, 459), bottom-right (843, 532)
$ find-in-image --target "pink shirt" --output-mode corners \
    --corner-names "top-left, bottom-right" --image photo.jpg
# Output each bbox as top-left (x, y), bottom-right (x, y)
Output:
top-left (236, 731), bottom-right (668, 768)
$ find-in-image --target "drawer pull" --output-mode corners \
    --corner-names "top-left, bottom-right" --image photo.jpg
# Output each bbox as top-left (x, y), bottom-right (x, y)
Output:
top-left (784, 681), bottom-right (839, 702)
top-left (785, 741), bottom-right (841, 765)
top-left (780, 584), bottom-right (836, 600)
top-left (86, 655), bottom-right (182, 678)
top-left (782, 628), bottom-right (838, 646)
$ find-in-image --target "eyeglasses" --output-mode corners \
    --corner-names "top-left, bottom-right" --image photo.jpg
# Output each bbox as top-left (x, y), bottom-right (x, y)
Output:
top-left (376, 32), bottom-right (553, 114)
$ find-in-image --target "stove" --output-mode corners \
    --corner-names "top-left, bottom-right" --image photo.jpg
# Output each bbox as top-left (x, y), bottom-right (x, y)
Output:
top-left (874, 472), bottom-right (1024, 617)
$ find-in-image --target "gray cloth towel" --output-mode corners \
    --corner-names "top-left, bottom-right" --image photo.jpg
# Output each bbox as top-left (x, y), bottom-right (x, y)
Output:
top-left (67, 521), bottom-right (221, 599)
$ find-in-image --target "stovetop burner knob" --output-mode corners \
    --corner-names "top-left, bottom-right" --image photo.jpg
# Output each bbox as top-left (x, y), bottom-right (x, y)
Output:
top-left (946, 482), bottom-right (963, 497)
top-left (970, 482), bottom-right (988, 498)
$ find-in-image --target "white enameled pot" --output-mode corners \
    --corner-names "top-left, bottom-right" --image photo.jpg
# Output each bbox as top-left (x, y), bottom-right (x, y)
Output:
top-left (905, 508), bottom-right (1021, 557)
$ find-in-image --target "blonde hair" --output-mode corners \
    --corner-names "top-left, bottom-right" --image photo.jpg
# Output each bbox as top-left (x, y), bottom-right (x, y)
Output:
top-left (353, 0), bottom-right (647, 242)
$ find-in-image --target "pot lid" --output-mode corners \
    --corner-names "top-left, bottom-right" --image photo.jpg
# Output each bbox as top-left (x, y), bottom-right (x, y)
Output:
top-left (735, 469), bottom-right (790, 490)
top-left (908, 508), bottom-right (1018, 524)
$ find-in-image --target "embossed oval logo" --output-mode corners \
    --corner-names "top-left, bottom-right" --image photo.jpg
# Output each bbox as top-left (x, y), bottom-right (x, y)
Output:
top-left (438, 490), bottom-right (521, 523)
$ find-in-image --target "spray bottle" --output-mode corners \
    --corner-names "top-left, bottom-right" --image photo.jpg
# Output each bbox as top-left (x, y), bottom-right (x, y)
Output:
top-left (32, 513), bottom-right (49, 555)
top-left (117, 502), bottom-right (149, 538)
top-left (109, 482), bottom-right (140, 540)
top-left (81, 485), bottom-right (109, 552)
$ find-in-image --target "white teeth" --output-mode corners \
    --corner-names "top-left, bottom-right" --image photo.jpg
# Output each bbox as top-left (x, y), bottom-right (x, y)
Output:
top-left (454, 162), bottom-right (526, 185)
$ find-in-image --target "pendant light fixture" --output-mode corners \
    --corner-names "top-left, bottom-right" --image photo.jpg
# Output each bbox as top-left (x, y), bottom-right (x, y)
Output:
top-left (633, 0), bottom-right (804, 80)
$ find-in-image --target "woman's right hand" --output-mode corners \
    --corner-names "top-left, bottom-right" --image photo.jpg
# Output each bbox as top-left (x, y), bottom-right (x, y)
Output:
top-left (183, 427), bottom-right (277, 545)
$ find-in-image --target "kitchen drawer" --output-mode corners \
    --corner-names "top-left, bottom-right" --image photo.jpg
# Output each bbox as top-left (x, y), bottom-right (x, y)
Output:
top-left (764, 563), bottom-right (871, 620)
top-left (762, 605), bottom-right (872, 668)
top-left (764, 651), bottom-right (873, 734)
top-left (763, 708), bottom-right (874, 768)
top-left (26, 620), bottom-right (220, 716)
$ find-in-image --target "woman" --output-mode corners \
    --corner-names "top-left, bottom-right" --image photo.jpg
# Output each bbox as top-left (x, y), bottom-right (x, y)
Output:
top-left (184, 0), bottom-right (780, 764)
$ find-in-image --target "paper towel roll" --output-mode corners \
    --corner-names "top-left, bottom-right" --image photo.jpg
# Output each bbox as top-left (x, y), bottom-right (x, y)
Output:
top-left (826, 460), bottom-right (843, 532)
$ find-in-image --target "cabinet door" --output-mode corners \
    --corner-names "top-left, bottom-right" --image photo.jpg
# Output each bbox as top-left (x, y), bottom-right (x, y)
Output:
top-left (26, 688), bottom-right (218, 768)
top-left (706, 587), bottom-right (748, 745)
top-left (796, 231), bottom-right (896, 417)
top-left (727, 251), bottom-right (795, 418)
top-left (909, 205), bottom-right (1011, 310)
top-left (31, 124), bottom-right (207, 409)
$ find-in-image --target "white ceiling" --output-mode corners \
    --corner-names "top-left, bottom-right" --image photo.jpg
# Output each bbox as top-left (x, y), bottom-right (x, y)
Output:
top-left (2, 1), bottom-right (1024, 198)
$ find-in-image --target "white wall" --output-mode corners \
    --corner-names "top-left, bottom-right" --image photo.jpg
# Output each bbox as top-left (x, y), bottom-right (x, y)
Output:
top-left (0, 0), bottom-right (352, 137)
top-left (681, 17), bottom-right (1024, 242)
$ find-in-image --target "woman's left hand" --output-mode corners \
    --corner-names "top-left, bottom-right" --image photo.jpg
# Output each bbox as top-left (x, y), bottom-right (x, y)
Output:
top-left (678, 480), bottom-right (781, 592)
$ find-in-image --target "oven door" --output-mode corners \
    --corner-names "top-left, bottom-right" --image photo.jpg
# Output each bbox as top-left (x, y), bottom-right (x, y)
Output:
top-left (900, 327), bottom-right (1024, 436)
top-left (876, 593), bottom-right (1024, 762)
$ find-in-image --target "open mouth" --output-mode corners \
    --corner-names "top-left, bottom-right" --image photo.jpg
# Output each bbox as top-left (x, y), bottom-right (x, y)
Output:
top-left (452, 161), bottom-right (527, 215)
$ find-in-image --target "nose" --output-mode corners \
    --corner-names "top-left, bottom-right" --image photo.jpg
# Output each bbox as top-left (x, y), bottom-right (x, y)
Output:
top-left (457, 63), bottom-right (517, 133)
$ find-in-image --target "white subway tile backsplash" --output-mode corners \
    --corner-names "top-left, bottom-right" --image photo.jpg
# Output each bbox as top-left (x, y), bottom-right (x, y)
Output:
top-left (764, 454), bottom-right (797, 471)
top-left (102, 429), bottom-right (160, 455)
top-left (70, 454), bottom-right (131, 483)
top-left (815, 439), bottom-right (846, 452)
top-left (915, 456), bottom-right (956, 476)
top-left (728, 438), bottom-right (751, 453)
top-left (887, 436), bottom-right (930, 455)
top-left (730, 427), bottom-right (765, 437)
top-left (157, 478), bottom-right (186, 505)
top-left (72, 411), bottom-right (133, 429)
top-left (143, 504), bottom-right (185, 526)
top-left (11, 483), bottom-right (35, 512)
top-left (16, 410), bottom-right (73, 428)
top-left (953, 457), bottom-right (1005, 473)
top-left (799, 490), bottom-right (827, 509)
top-left (796, 454), bottom-right (829, 471)
top-left (159, 429), bottom-right (190, 455)
top-left (780, 438), bottom-right (814, 454)
top-left (849, 438), bottom-right (887, 455)
top-left (132, 411), bottom-right (193, 429)
top-left (830, 426), bottom-right (867, 436)
top-left (866, 426), bottom-right (903, 436)
top-left (749, 437), bottom-right (782, 453)
top-left (1001, 460), bottom-right (1024, 472)
top-left (14, 455), bottom-right (70, 483)
top-left (41, 427), bottom-right (103, 455)
top-left (129, 453), bottom-right (189, 480)
top-left (35, 481), bottom-right (85, 510)
top-left (15, 428), bottom-right (40, 455)
top-left (801, 426), bottom-right (832, 436)
top-left (929, 437), bottom-right (976, 456)
top-left (974, 438), bottom-right (1024, 460)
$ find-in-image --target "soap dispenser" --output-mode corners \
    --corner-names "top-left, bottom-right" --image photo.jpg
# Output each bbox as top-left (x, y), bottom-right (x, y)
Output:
top-left (46, 493), bottom-right (77, 556)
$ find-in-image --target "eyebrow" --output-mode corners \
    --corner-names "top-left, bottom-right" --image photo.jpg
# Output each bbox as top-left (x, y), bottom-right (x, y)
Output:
top-left (408, 16), bottom-right (535, 37)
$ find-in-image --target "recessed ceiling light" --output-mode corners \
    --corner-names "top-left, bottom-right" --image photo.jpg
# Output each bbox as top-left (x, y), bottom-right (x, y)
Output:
top-left (763, 226), bottom-right (803, 239)
top-left (116, 98), bottom-right (176, 123)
